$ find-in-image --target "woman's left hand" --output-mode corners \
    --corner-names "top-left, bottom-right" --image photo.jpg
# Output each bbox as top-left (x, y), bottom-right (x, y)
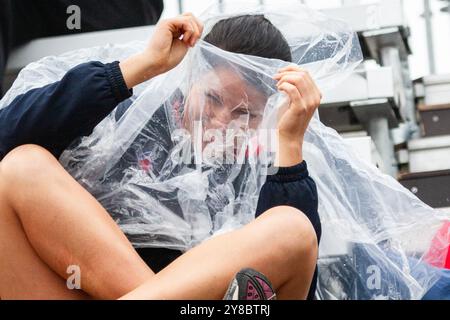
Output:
top-left (274, 65), bottom-right (322, 143)
top-left (273, 65), bottom-right (322, 166)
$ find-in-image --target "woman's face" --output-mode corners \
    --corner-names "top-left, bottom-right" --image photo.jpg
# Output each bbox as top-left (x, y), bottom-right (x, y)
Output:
top-left (183, 67), bottom-right (268, 136)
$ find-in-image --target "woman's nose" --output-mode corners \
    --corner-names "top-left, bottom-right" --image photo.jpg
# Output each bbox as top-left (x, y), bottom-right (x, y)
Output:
top-left (208, 116), bottom-right (230, 131)
top-left (212, 108), bottom-right (233, 126)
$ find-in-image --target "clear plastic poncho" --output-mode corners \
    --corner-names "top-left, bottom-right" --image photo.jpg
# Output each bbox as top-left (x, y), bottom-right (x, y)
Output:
top-left (2, 1), bottom-right (449, 300)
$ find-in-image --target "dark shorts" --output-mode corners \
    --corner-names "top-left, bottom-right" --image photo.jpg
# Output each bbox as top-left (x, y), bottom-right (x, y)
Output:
top-left (136, 248), bottom-right (183, 273)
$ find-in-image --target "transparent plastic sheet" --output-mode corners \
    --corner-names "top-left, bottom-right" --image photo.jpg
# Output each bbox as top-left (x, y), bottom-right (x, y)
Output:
top-left (2, 1), bottom-right (449, 300)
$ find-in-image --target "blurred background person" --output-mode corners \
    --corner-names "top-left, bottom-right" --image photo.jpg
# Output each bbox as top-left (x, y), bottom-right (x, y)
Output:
top-left (0, 0), bottom-right (164, 96)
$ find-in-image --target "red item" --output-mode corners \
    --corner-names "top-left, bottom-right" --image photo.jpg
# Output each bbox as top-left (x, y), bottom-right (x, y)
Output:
top-left (425, 222), bottom-right (450, 270)
top-left (139, 158), bottom-right (152, 173)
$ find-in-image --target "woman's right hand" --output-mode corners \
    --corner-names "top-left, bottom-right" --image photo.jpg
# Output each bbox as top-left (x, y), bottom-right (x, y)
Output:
top-left (120, 13), bottom-right (204, 89)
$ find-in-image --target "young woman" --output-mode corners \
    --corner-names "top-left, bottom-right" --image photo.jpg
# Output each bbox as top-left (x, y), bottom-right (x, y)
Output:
top-left (0, 13), bottom-right (322, 300)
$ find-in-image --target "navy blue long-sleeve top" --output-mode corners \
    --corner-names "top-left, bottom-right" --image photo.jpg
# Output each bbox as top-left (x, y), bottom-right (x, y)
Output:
top-left (0, 61), bottom-right (321, 298)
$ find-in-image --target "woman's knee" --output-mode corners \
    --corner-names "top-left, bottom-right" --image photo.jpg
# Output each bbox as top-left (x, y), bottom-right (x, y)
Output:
top-left (258, 206), bottom-right (318, 265)
top-left (0, 145), bottom-right (58, 185)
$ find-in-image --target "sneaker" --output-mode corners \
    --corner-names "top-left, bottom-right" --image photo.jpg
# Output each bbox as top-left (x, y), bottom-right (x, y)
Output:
top-left (223, 268), bottom-right (277, 300)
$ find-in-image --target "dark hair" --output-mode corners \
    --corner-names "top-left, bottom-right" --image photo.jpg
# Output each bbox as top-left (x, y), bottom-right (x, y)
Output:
top-left (204, 15), bottom-right (292, 62)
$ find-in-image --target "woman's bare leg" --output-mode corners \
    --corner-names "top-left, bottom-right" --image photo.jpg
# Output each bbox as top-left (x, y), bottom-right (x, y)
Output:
top-left (1, 145), bottom-right (317, 300)
top-left (122, 206), bottom-right (318, 300)
top-left (0, 189), bottom-right (89, 300)
top-left (0, 145), bottom-right (154, 299)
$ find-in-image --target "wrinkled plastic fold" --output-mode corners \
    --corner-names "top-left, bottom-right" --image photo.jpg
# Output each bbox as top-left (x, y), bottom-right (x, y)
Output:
top-left (2, 1), bottom-right (448, 300)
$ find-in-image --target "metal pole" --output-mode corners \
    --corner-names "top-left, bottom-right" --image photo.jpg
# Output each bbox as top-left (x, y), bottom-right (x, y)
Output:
top-left (381, 46), bottom-right (419, 139)
top-left (368, 117), bottom-right (398, 177)
top-left (218, 0), bottom-right (224, 13)
top-left (178, 0), bottom-right (183, 14)
top-left (423, 0), bottom-right (437, 74)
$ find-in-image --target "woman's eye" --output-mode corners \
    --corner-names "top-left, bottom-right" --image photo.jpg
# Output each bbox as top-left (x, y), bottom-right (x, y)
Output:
top-left (206, 93), bottom-right (223, 105)
top-left (235, 109), bottom-right (258, 119)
